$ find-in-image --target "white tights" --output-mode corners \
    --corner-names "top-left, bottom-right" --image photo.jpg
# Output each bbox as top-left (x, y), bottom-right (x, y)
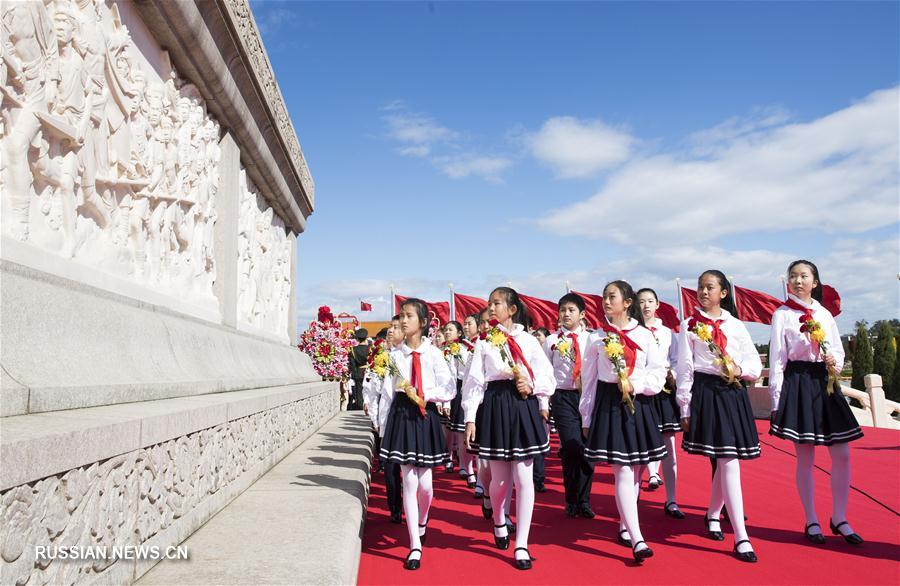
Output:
top-left (795, 442), bottom-right (854, 534)
top-left (400, 465), bottom-right (433, 559)
top-left (614, 465), bottom-right (648, 551)
top-left (456, 433), bottom-right (475, 475)
top-left (478, 457), bottom-right (511, 517)
top-left (490, 460), bottom-right (534, 560)
top-left (645, 433), bottom-right (678, 504)
top-left (707, 458), bottom-right (752, 552)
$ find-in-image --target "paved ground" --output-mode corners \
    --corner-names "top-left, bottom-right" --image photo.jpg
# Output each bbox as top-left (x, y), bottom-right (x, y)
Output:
top-left (138, 412), bottom-right (373, 585)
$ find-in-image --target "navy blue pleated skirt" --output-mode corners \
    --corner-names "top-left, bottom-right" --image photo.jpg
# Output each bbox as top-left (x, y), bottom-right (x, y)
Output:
top-left (379, 393), bottom-right (449, 467)
top-left (682, 372), bottom-right (760, 459)
top-left (472, 379), bottom-right (549, 461)
top-left (584, 381), bottom-right (667, 465)
top-left (447, 379), bottom-right (467, 432)
top-left (652, 389), bottom-right (682, 434)
top-left (770, 361), bottom-right (863, 445)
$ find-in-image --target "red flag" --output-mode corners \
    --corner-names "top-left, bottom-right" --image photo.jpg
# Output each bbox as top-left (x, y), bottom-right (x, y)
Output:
top-left (734, 286), bottom-right (782, 325)
top-left (453, 293), bottom-right (487, 319)
top-left (821, 285), bottom-right (842, 317)
top-left (360, 301), bottom-right (373, 311)
top-left (572, 291), bottom-right (604, 329)
top-left (519, 293), bottom-right (559, 331)
top-left (577, 290), bottom-right (680, 332)
top-left (680, 286), bottom-right (700, 320)
top-left (394, 295), bottom-right (450, 326)
top-left (658, 301), bottom-right (681, 332)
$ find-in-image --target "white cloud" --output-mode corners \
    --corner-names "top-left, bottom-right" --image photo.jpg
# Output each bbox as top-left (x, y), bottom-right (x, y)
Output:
top-left (383, 106), bottom-right (457, 157)
top-left (527, 116), bottom-right (634, 178)
top-left (434, 155), bottom-right (513, 183)
top-left (537, 87), bottom-right (899, 245)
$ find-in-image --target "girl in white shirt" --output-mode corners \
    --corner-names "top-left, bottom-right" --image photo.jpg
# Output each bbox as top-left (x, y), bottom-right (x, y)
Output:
top-left (463, 287), bottom-right (555, 570)
top-left (676, 270), bottom-right (762, 563)
top-left (443, 320), bottom-right (476, 485)
top-left (769, 260), bottom-right (863, 545)
top-left (637, 288), bottom-right (685, 520)
top-left (580, 281), bottom-right (667, 564)
top-left (378, 298), bottom-right (456, 570)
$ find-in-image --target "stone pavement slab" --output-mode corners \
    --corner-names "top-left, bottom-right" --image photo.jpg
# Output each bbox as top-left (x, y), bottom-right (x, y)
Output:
top-left (137, 412), bottom-right (374, 585)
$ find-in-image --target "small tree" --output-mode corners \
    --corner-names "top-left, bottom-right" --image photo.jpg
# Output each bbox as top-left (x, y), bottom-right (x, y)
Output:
top-left (872, 321), bottom-right (896, 396)
top-left (851, 323), bottom-right (873, 391)
top-left (892, 337), bottom-right (900, 402)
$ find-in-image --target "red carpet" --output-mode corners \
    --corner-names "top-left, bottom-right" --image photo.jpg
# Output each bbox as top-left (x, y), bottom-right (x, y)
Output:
top-left (358, 422), bottom-right (900, 585)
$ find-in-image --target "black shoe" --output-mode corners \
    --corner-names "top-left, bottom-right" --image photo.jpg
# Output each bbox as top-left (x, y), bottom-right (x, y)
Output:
top-left (632, 541), bottom-right (654, 563)
top-left (493, 524), bottom-right (510, 550)
top-left (804, 522), bottom-right (826, 545)
top-left (733, 539), bottom-right (758, 563)
top-left (830, 519), bottom-right (864, 545)
top-left (444, 462), bottom-right (454, 473)
top-left (507, 518), bottom-right (517, 534)
top-left (577, 504), bottom-right (596, 519)
top-left (404, 548), bottom-right (422, 570)
top-left (466, 474), bottom-right (477, 489)
top-left (565, 503), bottom-right (578, 518)
top-left (664, 502), bottom-right (686, 520)
top-left (535, 481), bottom-right (547, 493)
top-left (481, 498), bottom-right (493, 519)
top-left (705, 516), bottom-right (725, 541)
top-left (647, 474), bottom-right (663, 491)
top-left (390, 511), bottom-right (402, 524)
top-left (514, 547), bottom-right (534, 570)
top-left (419, 521), bottom-right (428, 545)
top-left (617, 529), bottom-right (632, 548)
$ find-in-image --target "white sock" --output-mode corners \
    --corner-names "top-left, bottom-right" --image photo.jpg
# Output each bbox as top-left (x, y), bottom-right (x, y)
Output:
top-left (647, 459), bottom-right (661, 481)
top-left (489, 461), bottom-right (512, 537)
top-left (513, 459), bottom-right (535, 557)
top-left (719, 457), bottom-right (752, 552)
top-left (416, 467), bottom-right (433, 535)
top-left (795, 443), bottom-right (819, 530)
top-left (401, 464), bottom-right (422, 553)
top-left (613, 465), bottom-right (646, 551)
top-left (662, 433), bottom-right (678, 504)
top-left (708, 460), bottom-right (725, 527)
top-left (829, 443), bottom-right (854, 533)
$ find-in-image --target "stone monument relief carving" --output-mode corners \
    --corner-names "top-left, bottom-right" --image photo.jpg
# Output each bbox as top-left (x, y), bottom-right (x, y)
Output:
top-left (1, 0), bottom-right (220, 305)
top-left (237, 169), bottom-right (292, 338)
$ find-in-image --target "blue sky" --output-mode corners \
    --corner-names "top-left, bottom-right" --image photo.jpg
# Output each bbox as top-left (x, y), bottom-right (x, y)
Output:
top-left (250, 1), bottom-right (899, 339)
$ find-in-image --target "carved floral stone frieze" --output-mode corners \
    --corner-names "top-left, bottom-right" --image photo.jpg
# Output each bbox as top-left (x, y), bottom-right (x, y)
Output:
top-left (0, 390), bottom-right (336, 586)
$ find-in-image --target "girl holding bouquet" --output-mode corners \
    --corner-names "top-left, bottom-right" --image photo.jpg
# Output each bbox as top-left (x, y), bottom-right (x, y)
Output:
top-left (443, 320), bottom-right (477, 486)
top-left (769, 260), bottom-right (863, 545)
top-left (580, 281), bottom-right (668, 563)
top-left (676, 270), bottom-right (762, 562)
top-left (463, 287), bottom-right (555, 570)
top-left (378, 298), bottom-right (457, 570)
top-left (637, 288), bottom-right (685, 519)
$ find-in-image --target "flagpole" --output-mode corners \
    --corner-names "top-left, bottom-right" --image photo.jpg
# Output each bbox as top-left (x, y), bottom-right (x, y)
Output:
top-left (729, 275), bottom-right (739, 319)
top-left (565, 280), bottom-right (571, 293)
top-left (449, 282), bottom-right (455, 321)
top-left (389, 283), bottom-right (395, 319)
top-left (675, 278), bottom-right (684, 320)
top-left (781, 276), bottom-right (788, 300)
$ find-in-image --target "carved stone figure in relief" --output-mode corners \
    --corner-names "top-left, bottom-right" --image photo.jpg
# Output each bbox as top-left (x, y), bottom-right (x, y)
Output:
top-left (0, 0), bottom-right (222, 306)
top-left (236, 169), bottom-right (292, 336)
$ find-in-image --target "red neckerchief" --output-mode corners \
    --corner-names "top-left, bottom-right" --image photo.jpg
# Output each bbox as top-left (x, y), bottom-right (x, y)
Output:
top-left (688, 310), bottom-right (728, 353)
top-left (409, 351), bottom-right (426, 417)
top-left (482, 321), bottom-right (535, 381)
top-left (567, 332), bottom-right (582, 383)
top-left (597, 321), bottom-right (642, 376)
top-left (784, 298), bottom-right (815, 325)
